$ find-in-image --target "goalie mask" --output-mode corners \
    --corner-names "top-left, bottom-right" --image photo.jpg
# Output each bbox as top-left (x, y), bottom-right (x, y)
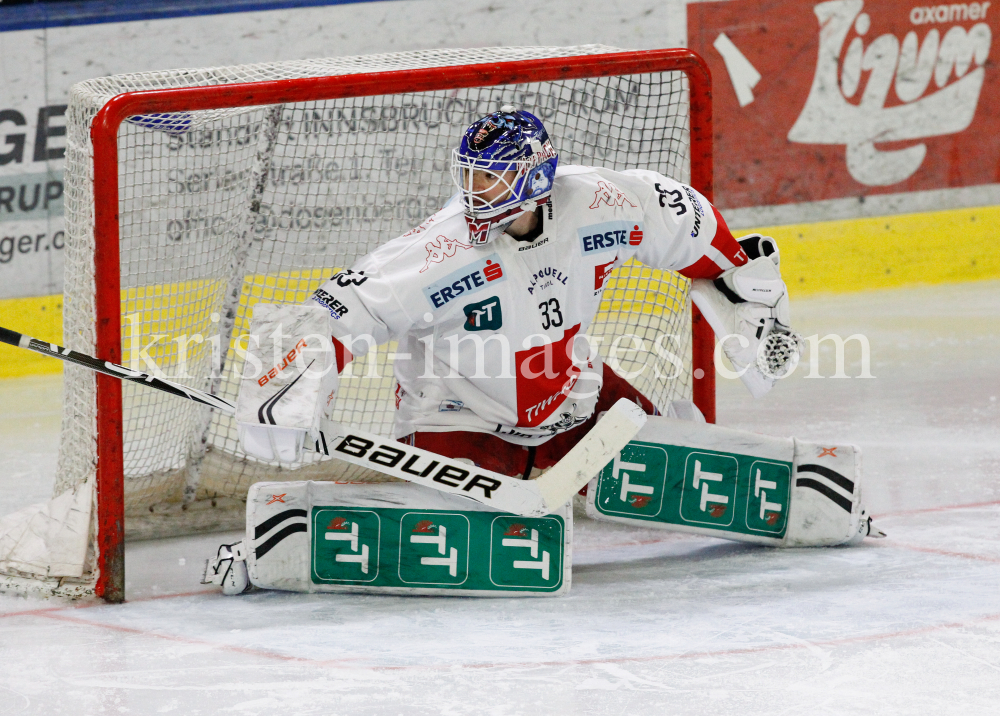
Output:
top-left (451, 106), bottom-right (559, 245)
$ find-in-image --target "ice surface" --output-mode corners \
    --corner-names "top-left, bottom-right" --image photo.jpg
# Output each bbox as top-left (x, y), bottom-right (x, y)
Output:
top-left (1, 281), bottom-right (998, 715)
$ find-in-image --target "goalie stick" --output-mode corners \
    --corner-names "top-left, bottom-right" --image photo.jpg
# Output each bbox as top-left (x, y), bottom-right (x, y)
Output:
top-left (0, 325), bottom-right (646, 517)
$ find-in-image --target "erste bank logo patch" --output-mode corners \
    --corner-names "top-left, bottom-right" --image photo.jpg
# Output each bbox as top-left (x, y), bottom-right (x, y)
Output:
top-left (578, 221), bottom-right (644, 255)
top-left (422, 254), bottom-right (506, 309)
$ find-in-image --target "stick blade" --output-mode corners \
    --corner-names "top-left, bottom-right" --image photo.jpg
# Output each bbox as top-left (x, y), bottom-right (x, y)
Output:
top-left (535, 398), bottom-right (647, 512)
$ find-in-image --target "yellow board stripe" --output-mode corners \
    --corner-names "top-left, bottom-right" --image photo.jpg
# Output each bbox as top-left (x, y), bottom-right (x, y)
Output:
top-left (0, 295), bottom-right (64, 378)
top-left (750, 205), bottom-right (1000, 296)
top-left (3, 204), bottom-right (999, 377)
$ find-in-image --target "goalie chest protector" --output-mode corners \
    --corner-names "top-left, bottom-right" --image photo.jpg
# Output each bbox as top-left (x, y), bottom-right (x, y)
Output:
top-left (245, 481), bottom-right (572, 596)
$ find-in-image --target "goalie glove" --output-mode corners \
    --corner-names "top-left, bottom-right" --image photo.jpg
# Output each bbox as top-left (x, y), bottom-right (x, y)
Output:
top-left (690, 234), bottom-right (803, 398)
top-left (235, 303), bottom-right (338, 463)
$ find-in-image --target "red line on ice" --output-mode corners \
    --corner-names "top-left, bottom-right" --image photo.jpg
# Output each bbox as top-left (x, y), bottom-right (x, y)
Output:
top-left (883, 542), bottom-right (1000, 564)
top-left (874, 499), bottom-right (1000, 519)
top-left (8, 606), bottom-right (1000, 673)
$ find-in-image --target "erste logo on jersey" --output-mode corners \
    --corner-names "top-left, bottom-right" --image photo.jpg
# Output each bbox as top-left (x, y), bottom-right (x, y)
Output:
top-left (420, 234), bottom-right (473, 273)
top-left (589, 180), bottom-right (637, 209)
top-left (422, 255), bottom-right (506, 309)
top-left (578, 221), bottom-right (644, 255)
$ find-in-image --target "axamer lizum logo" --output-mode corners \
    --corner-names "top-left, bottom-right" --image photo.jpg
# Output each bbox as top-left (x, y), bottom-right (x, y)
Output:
top-left (788, 0), bottom-right (992, 185)
top-left (696, 0), bottom-right (999, 206)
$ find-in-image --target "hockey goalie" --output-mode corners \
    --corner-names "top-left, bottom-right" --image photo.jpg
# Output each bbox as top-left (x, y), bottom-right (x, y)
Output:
top-left (205, 107), bottom-right (882, 597)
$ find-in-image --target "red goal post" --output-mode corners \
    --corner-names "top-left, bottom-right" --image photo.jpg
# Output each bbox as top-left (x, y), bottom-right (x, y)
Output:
top-left (87, 48), bottom-right (715, 602)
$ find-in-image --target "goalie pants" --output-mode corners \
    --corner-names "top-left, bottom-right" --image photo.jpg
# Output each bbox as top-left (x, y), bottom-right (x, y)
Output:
top-left (400, 364), bottom-right (660, 479)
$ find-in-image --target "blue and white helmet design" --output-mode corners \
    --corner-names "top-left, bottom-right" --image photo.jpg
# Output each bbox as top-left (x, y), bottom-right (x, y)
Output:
top-left (450, 106), bottom-right (559, 245)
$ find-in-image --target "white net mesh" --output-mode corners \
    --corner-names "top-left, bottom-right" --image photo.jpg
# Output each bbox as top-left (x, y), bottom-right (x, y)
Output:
top-left (58, 45), bottom-right (697, 531)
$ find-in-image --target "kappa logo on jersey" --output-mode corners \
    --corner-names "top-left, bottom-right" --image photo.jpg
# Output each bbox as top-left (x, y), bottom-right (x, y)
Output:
top-left (419, 235), bottom-right (473, 273)
top-left (422, 255), bottom-right (506, 309)
top-left (526, 266), bottom-right (568, 295)
top-left (589, 180), bottom-right (637, 209)
top-left (594, 260), bottom-right (616, 291)
top-left (463, 296), bottom-right (503, 331)
top-left (312, 288), bottom-right (349, 320)
top-left (515, 323), bottom-right (582, 427)
top-left (578, 221), bottom-right (643, 255)
top-left (683, 186), bottom-right (704, 238)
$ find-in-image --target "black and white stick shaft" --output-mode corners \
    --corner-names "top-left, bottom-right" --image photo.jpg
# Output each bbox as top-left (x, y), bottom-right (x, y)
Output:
top-left (0, 325), bottom-right (236, 414)
top-left (0, 325), bottom-right (647, 515)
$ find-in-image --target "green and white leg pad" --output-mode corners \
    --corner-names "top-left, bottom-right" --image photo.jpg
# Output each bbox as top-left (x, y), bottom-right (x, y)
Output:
top-left (586, 417), bottom-right (882, 547)
top-left (206, 481), bottom-right (572, 596)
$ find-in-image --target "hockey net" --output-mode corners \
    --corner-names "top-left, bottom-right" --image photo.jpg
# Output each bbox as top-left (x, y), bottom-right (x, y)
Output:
top-left (0, 46), bottom-right (713, 600)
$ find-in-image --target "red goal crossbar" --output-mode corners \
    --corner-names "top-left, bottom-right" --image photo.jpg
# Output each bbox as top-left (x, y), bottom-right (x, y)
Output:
top-left (89, 48), bottom-right (715, 602)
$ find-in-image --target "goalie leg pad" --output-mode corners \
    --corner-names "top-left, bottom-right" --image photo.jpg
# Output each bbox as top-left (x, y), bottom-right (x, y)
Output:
top-left (226, 481), bottom-right (572, 596)
top-left (585, 417), bottom-right (878, 547)
top-left (787, 439), bottom-right (882, 546)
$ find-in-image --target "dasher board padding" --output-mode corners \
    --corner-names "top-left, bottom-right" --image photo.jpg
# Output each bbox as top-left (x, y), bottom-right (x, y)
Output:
top-left (246, 481), bottom-right (572, 596)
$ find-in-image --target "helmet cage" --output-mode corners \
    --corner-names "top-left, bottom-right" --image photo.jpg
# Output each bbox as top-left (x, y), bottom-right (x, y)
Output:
top-left (451, 107), bottom-right (558, 245)
top-left (450, 151), bottom-right (547, 219)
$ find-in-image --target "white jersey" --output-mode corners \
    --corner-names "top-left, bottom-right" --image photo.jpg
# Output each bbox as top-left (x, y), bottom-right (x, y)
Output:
top-left (311, 165), bottom-right (740, 445)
